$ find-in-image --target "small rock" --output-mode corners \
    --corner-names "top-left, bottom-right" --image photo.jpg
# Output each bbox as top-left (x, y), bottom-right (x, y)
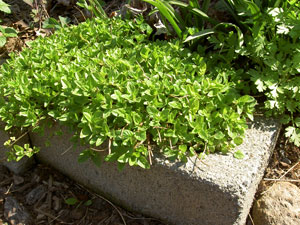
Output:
top-left (4, 196), bottom-right (32, 225)
top-left (25, 185), bottom-right (47, 205)
top-left (279, 161), bottom-right (290, 168)
top-left (281, 157), bottom-right (292, 165)
top-left (13, 175), bottom-right (25, 185)
top-left (252, 182), bottom-right (300, 225)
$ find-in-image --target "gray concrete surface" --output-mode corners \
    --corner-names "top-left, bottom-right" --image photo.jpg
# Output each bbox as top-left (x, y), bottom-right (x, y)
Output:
top-left (0, 125), bottom-right (35, 174)
top-left (30, 116), bottom-right (280, 225)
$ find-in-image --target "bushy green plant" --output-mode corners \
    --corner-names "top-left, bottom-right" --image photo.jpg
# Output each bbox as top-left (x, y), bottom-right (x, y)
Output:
top-left (200, 1), bottom-right (300, 145)
top-left (0, 0), bottom-right (18, 47)
top-left (0, 17), bottom-right (255, 168)
top-left (145, 0), bottom-right (300, 146)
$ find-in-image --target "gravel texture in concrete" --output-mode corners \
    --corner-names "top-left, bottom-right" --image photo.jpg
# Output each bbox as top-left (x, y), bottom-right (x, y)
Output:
top-left (30, 116), bottom-right (280, 225)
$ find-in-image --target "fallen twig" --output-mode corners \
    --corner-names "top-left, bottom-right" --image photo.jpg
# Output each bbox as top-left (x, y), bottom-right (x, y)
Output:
top-left (263, 178), bottom-right (300, 182)
top-left (76, 183), bottom-right (127, 225)
top-left (279, 161), bottom-right (300, 180)
top-left (249, 213), bottom-right (255, 225)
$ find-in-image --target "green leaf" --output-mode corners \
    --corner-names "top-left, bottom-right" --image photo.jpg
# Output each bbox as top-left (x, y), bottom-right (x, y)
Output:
top-left (238, 95), bottom-right (255, 103)
top-left (294, 117), bottom-right (300, 127)
top-left (42, 18), bottom-right (61, 30)
top-left (78, 149), bottom-right (91, 163)
top-left (83, 112), bottom-right (92, 123)
top-left (3, 27), bottom-right (18, 37)
top-left (142, 0), bottom-right (182, 38)
top-left (132, 112), bottom-right (142, 125)
top-left (80, 126), bottom-right (91, 138)
top-left (137, 156), bottom-right (150, 169)
top-left (214, 131), bottom-right (225, 140)
top-left (13, 145), bottom-right (23, 152)
top-left (140, 47), bottom-right (150, 59)
top-left (233, 137), bottom-right (243, 145)
top-left (135, 130), bottom-right (146, 141)
top-left (280, 115), bottom-right (291, 124)
top-left (65, 197), bottom-right (78, 205)
top-left (59, 16), bottom-right (71, 27)
top-left (233, 150), bottom-right (244, 159)
top-left (95, 137), bottom-right (105, 146)
top-left (285, 126), bottom-right (300, 146)
top-left (0, 0), bottom-right (11, 13)
top-left (146, 106), bottom-right (159, 117)
top-left (285, 126), bottom-right (295, 138)
top-left (105, 152), bottom-right (119, 162)
top-left (178, 144), bottom-right (187, 153)
top-left (117, 162), bottom-right (126, 171)
top-left (0, 36), bottom-right (6, 47)
top-left (91, 152), bottom-right (102, 167)
top-left (84, 199), bottom-right (92, 206)
top-left (184, 29), bottom-right (215, 43)
top-left (168, 101), bottom-right (182, 109)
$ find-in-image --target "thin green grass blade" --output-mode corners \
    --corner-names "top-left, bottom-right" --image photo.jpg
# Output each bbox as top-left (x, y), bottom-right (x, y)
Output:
top-left (169, 0), bottom-right (218, 25)
top-left (142, 0), bottom-right (182, 38)
top-left (214, 22), bottom-right (244, 47)
top-left (219, 0), bottom-right (249, 31)
top-left (89, 0), bottom-right (107, 18)
top-left (183, 28), bottom-right (215, 42)
top-left (189, 0), bottom-right (201, 9)
top-left (202, 0), bottom-right (211, 13)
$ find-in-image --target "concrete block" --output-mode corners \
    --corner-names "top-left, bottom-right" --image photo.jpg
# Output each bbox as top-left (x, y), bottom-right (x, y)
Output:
top-left (30, 117), bottom-right (280, 225)
top-left (0, 124), bottom-right (35, 174)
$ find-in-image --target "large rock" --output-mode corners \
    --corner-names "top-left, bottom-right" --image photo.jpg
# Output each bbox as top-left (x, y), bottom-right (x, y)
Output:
top-left (252, 182), bottom-right (300, 225)
top-left (31, 116), bottom-right (280, 225)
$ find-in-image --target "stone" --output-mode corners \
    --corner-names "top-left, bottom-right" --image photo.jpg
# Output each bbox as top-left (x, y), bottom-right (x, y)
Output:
top-left (4, 196), bottom-right (32, 225)
top-left (252, 182), bottom-right (300, 225)
top-left (31, 116), bottom-right (280, 225)
top-left (25, 185), bottom-right (47, 205)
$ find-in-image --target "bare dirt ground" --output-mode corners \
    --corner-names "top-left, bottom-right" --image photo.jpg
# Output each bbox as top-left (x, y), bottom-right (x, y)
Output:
top-left (0, 0), bottom-right (299, 225)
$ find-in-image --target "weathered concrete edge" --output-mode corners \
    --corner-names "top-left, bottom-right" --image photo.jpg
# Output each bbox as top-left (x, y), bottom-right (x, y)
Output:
top-left (155, 116), bottom-right (281, 225)
top-left (30, 116), bottom-right (280, 225)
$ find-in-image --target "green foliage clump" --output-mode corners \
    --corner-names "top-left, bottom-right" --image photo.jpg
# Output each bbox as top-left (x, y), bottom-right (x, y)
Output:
top-left (0, 0), bottom-right (18, 47)
top-left (242, 5), bottom-right (300, 145)
top-left (148, 0), bottom-right (300, 146)
top-left (195, 1), bottom-right (300, 146)
top-left (0, 17), bottom-right (255, 168)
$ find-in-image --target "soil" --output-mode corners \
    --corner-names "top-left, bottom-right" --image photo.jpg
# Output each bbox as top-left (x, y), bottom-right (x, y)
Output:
top-left (0, 0), bottom-right (299, 225)
top-left (0, 163), bottom-right (165, 225)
